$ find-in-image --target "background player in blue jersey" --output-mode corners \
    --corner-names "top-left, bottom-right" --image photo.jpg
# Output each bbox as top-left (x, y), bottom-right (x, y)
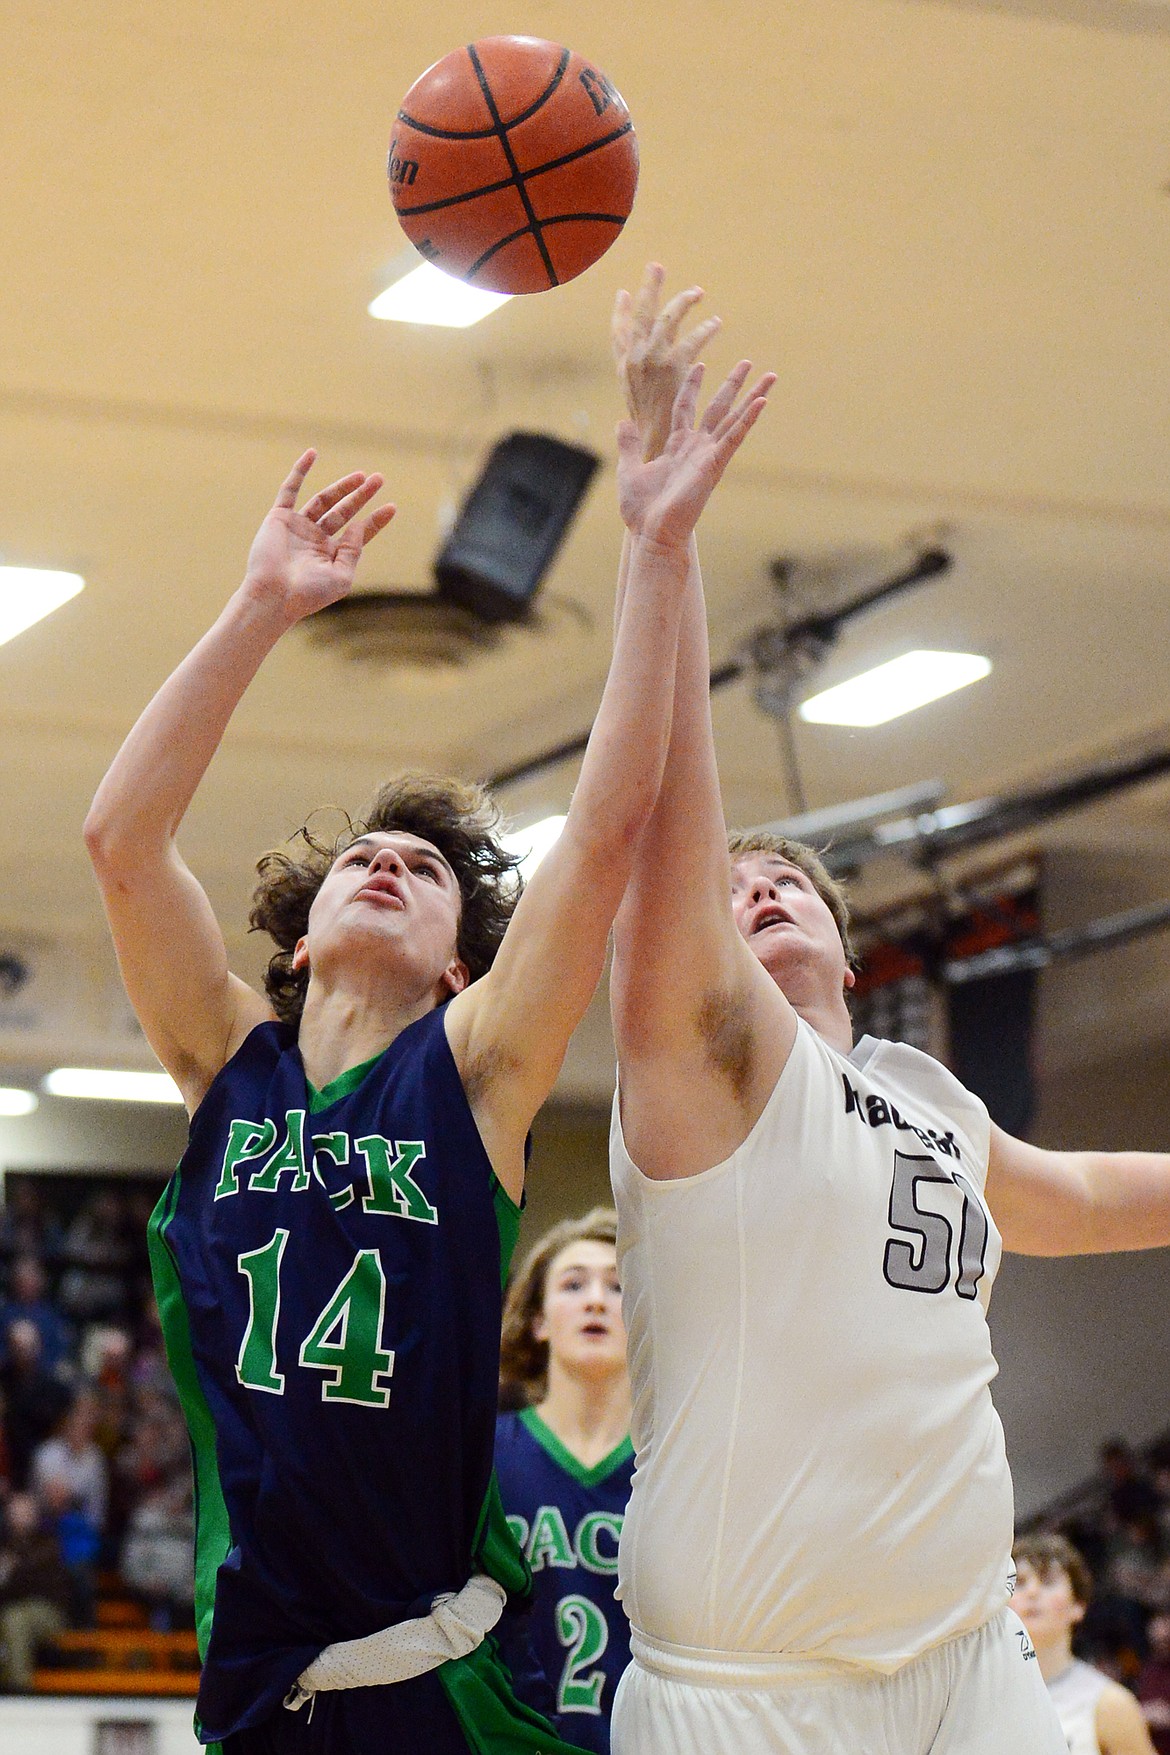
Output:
top-left (497, 1210), bottom-right (634, 1754)
top-left (83, 353), bottom-right (771, 1754)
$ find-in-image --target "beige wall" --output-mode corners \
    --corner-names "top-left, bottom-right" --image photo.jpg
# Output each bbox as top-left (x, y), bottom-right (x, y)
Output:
top-left (992, 1038), bottom-right (1170, 1517)
top-left (523, 1103), bottom-right (612, 1254)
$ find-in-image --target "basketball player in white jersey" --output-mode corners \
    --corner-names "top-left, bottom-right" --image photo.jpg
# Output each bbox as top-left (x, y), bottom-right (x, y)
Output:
top-left (604, 265), bottom-right (1170, 1755)
top-left (1014, 1533), bottom-right (1156, 1754)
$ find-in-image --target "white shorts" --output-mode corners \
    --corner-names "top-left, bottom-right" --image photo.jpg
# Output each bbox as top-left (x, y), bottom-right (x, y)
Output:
top-left (610, 1610), bottom-right (1067, 1755)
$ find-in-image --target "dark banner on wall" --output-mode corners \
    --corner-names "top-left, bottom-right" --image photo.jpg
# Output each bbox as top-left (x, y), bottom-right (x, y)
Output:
top-left (852, 885), bottom-right (1041, 1138)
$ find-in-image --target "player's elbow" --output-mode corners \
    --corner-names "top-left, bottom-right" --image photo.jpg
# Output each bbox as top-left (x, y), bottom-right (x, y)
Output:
top-left (83, 803), bottom-right (140, 878)
top-left (85, 787), bottom-right (177, 877)
top-left (83, 805), bottom-right (118, 870)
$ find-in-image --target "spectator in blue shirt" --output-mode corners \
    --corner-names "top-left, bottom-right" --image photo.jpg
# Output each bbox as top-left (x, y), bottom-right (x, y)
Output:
top-left (0, 1257), bottom-right (72, 1373)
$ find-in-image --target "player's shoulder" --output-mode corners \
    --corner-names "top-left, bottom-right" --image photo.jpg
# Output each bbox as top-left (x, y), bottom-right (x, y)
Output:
top-left (494, 1407), bottom-right (548, 1494)
top-left (848, 1030), bottom-right (986, 1113)
top-left (1096, 1673), bottom-right (1152, 1738)
top-left (186, 1017), bottom-right (292, 1124)
top-left (495, 1407), bottom-right (527, 1438)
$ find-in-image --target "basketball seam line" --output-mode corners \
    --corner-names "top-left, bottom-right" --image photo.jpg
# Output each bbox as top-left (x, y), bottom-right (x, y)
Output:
top-left (397, 46), bottom-right (569, 142)
top-left (464, 215), bottom-right (627, 282)
top-left (466, 42), bottom-right (558, 289)
top-left (394, 122), bottom-right (635, 219)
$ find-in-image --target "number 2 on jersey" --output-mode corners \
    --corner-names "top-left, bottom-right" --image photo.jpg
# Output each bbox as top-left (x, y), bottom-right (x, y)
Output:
top-left (236, 1233), bottom-right (396, 1406)
top-left (883, 1149), bottom-right (989, 1300)
top-left (556, 1593), bottom-right (608, 1715)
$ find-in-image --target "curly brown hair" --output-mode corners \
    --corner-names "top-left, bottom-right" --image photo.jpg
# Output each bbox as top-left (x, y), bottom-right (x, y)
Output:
top-left (726, 830), bottom-right (855, 965)
top-left (500, 1208), bottom-right (619, 1407)
top-left (249, 773), bottom-right (524, 1029)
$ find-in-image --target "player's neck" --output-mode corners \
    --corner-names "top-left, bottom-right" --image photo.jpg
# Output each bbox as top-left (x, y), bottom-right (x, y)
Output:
top-left (297, 977), bottom-right (442, 1091)
top-left (781, 982), bottom-right (854, 1054)
top-left (766, 956), bottom-right (854, 1053)
top-left (1033, 1630), bottom-right (1075, 1683)
top-left (795, 999), bottom-right (853, 1054)
top-left (537, 1364), bottom-right (631, 1470)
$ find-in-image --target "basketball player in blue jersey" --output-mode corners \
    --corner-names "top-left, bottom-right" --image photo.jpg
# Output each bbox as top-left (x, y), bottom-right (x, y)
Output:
top-left (82, 360), bottom-right (771, 1754)
top-left (496, 1210), bottom-right (634, 1754)
top-left (604, 264), bottom-right (1170, 1755)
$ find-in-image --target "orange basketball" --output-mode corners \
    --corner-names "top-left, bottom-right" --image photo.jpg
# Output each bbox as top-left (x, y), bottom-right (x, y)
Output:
top-left (388, 37), bottom-right (639, 295)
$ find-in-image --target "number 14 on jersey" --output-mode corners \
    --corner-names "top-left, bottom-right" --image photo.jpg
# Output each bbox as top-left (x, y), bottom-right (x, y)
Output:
top-left (236, 1232), bottom-right (396, 1407)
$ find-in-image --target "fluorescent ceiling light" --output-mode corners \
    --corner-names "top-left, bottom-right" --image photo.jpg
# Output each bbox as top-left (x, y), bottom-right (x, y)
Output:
top-left (502, 814), bottom-right (567, 881)
top-left (0, 1087), bottom-right (38, 1116)
top-left (44, 1067), bottom-right (184, 1105)
top-left (369, 262), bottom-right (512, 328)
top-left (799, 650), bottom-right (992, 728)
top-left (0, 567), bottom-right (84, 649)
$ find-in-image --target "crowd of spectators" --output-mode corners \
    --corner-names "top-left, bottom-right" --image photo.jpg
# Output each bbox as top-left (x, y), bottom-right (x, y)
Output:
top-left (0, 1175), bottom-right (193, 1691)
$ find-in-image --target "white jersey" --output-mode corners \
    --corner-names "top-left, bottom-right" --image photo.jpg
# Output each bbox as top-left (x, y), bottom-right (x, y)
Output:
top-left (1048, 1658), bottom-right (1109, 1754)
top-left (610, 1016), bottom-right (1015, 1676)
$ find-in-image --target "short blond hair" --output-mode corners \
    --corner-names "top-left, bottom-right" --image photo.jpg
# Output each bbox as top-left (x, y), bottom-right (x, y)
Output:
top-left (726, 831), bottom-right (854, 964)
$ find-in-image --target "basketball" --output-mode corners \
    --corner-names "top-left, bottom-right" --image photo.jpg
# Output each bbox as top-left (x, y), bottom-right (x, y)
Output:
top-left (388, 37), bottom-right (639, 295)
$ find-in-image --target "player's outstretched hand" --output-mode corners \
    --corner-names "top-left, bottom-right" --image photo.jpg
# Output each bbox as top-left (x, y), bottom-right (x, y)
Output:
top-left (243, 449), bottom-right (397, 621)
top-left (613, 264), bottom-right (722, 461)
top-left (617, 362), bottom-right (774, 551)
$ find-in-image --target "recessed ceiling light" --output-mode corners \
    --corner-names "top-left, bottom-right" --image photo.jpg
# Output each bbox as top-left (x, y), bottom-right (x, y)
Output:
top-left (0, 567), bottom-right (84, 650)
top-left (799, 650), bottom-right (992, 728)
top-left (0, 1087), bottom-right (38, 1116)
top-left (368, 261), bottom-right (512, 329)
top-left (44, 1067), bottom-right (184, 1105)
top-left (502, 814), bottom-right (567, 880)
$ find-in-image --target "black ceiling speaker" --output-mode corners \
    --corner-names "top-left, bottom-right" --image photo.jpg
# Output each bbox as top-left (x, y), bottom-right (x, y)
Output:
top-left (435, 432), bottom-right (600, 623)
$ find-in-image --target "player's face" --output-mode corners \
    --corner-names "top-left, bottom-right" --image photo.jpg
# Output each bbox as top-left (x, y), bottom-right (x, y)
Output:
top-left (296, 831), bottom-right (467, 1002)
top-left (730, 854), bottom-right (852, 996)
top-left (1012, 1559), bottom-right (1084, 1645)
top-left (534, 1240), bottom-right (627, 1381)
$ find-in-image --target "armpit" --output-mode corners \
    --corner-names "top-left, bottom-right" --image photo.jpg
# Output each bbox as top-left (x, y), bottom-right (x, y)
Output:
top-left (459, 1037), bottom-right (523, 1110)
top-left (696, 987), bottom-right (755, 1102)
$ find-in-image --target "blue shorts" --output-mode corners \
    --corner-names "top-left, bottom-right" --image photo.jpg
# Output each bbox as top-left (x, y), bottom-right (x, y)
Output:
top-left (218, 1621), bottom-right (592, 1755)
top-left (222, 1667), bottom-right (472, 1755)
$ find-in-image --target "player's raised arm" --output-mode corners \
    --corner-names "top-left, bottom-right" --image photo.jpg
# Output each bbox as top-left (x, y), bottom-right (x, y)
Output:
top-left (986, 1123), bottom-right (1170, 1257)
top-left (83, 453), bottom-right (395, 1113)
top-left (444, 363), bottom-right (769, 1186)
top-left (608, 269), bottom-right (794, 1179)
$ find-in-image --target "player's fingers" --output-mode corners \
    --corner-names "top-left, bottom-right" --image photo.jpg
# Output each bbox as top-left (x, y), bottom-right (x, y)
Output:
top-left (301, 471), bottom-right (368, 525)
top-left (680, 314), bottom-right (722, 369)
top-left (671, 361), bottom-right (705, 431)
top-left (655, 286), bottom-right (704, 346)
top-left (710, 374), bottom-right (775, 442)
top-left (712, 395), bottom-right (768, 464)
top-left (611, 289), bottom-right (633, 362)
top-left (274, 449), bottom-right (317, 510)
top-left (743, 371), bottom-right (777, 407)
top-left (631, 262), bottom-right (665, 337)
top-left (701, 360), bottom-right (752, 432)
top-left (317, 474), bottom-right (384, 536)
top-left (359, 502), bottom-right (397, 546)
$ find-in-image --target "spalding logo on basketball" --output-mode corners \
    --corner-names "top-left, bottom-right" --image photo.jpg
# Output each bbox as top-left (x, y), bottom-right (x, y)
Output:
top-left (388, 37), bottom-right (639, 295)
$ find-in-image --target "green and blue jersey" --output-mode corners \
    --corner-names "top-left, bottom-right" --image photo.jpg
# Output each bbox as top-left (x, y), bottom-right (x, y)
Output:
top-left (495, 1409), bottom-right (634, 1753)
top-left (149, 1009), bottom-right (585, 1753)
